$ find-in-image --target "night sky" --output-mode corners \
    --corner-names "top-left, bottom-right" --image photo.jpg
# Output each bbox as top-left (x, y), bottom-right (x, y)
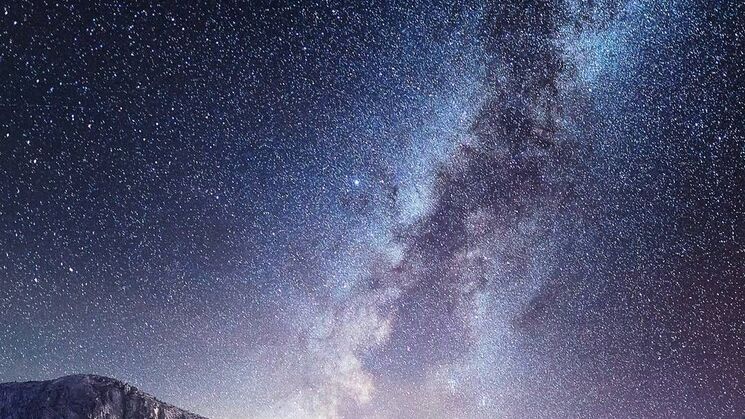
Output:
top-left (1, 1), bottom-right (743, 418)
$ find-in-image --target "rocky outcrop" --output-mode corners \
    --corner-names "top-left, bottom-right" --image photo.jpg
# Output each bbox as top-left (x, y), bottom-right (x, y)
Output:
top-left (0, 374), bottom-right (206, 419)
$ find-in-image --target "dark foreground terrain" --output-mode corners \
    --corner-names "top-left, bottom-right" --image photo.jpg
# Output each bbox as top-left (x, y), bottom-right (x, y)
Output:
top-left (0, 374), bottom-right (206, 419)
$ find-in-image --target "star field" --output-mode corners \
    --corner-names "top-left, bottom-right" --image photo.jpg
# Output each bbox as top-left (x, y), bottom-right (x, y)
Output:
top-left (1, 0), bottom-right (743, 418)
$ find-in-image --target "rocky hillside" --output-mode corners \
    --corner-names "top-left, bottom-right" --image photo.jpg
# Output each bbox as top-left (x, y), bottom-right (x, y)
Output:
top-left (0, 374), bottom-right (206, 419)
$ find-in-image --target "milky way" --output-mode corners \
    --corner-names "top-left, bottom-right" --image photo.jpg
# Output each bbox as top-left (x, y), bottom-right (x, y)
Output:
top-left (1, 1), bottom-right (743, 418)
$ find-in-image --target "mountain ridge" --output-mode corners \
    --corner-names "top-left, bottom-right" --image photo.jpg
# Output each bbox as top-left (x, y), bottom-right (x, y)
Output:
top-left (0, 374), bottom-right (207, 419)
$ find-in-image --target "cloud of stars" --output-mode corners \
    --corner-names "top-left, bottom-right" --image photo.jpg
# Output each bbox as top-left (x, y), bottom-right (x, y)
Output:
top-left (1, 0), bottom-right (743, 418)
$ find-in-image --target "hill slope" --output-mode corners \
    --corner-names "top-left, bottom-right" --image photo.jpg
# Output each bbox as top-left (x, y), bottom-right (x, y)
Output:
top-left (0, 374), bottom-right (206, 419)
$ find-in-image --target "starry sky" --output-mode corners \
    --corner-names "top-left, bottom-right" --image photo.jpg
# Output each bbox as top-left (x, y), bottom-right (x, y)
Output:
top-left (1, 0), bottom-right (743, 418)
